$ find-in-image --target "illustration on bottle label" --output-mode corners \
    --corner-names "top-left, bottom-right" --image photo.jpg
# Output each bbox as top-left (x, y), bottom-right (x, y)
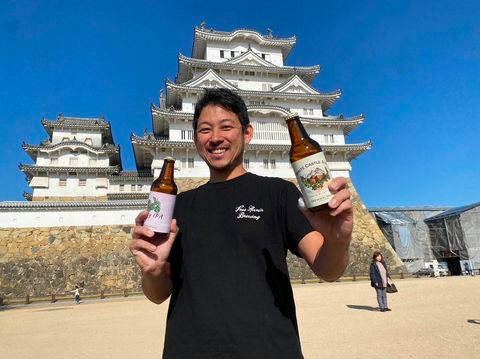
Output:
top-left (291, 152), bottom-right (333, 208)
top-left (143, 191), bottom-right (176, 233)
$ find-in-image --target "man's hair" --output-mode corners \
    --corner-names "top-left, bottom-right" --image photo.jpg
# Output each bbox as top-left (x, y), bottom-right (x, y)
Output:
top-left (192, 88), bottom-right (250, 132)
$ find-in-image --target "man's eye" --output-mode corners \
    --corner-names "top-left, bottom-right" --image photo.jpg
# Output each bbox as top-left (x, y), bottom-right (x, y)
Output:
top-left (221, 126), bottom-right (234, 131)
top-left (198, 128), bottom-right (211, 134)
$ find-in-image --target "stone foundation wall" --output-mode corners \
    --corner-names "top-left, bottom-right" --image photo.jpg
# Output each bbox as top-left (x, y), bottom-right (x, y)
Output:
top-left (0, 179), bottom-right (404, 298)
top-left (0, 225), bottom-right (140, 298)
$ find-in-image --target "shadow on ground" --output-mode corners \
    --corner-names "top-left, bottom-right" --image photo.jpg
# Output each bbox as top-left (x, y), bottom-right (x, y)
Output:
top-left (346, 304), bottom-right (379, 312)
top-left (467, 319), bottom-right (480, 325)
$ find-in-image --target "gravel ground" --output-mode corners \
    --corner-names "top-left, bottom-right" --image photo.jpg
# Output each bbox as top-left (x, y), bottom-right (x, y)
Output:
top-left (1, 276), bottom-right (479, 358)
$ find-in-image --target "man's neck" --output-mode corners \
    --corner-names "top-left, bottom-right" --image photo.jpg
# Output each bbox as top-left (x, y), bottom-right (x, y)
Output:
top-left (209, 167), bottom-right (248, 183)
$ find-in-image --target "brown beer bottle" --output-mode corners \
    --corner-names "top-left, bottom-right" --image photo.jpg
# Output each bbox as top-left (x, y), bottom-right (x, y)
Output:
top-left (144, 157), bottom-right (178, 234)
top-left (286, 113), bottom-right (333, 211)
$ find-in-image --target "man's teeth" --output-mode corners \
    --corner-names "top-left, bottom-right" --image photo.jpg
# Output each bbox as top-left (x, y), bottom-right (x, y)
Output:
top-left (211, 149), bottom-right (226, 154)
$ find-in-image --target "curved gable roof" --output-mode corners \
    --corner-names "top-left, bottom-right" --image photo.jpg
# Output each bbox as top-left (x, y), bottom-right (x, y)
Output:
top-left (180, 69), bottom-right (237, 90)
top-left (226, 49), bottom-right (276, 67)
top-left (273, 75), bottom-right (319, 95)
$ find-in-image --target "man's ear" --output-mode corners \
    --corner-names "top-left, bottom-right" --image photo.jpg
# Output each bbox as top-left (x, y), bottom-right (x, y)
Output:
top-left (244, 124), bottom-right (254, 144)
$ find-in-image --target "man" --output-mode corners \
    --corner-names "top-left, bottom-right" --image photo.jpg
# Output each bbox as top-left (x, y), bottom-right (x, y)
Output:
top-left (130, 88), bottom-right (353, 358)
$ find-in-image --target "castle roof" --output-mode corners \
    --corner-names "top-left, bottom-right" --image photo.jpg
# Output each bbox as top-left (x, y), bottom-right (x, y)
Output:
top-left (177, 53), bottom-right (320, 84)
top-left (22, 141), bottom-right (121, 166)
top-left (0, 200), bottom-right (147, 211)
top-left (41, 115), bottom-right (114, 144)
top-left (192, 26), bottom-right (296, 60)
top-left (131, 133), bottom-right (371, 169)
top-left (107, 193), bottom-right (149, 201)
top-left (108, 170), bottom-right (153, 184)
top-left (19, 164), bottom-right (120, 180)
top-left (165, 77), bottom-right (341, 111)
top-left (150, 105), bottom-right (364, 135)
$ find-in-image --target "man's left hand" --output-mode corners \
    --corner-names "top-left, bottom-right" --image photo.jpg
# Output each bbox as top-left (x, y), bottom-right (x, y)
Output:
top-left (299, 177), bottom-right (354, 245)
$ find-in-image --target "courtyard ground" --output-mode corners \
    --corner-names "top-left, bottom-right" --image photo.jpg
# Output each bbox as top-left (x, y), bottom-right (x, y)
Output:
top-left (1, 276), bottom-right (479, 358)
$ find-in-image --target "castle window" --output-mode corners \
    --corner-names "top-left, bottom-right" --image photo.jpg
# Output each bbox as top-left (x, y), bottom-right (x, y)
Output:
top-left (79, 178), bottom-right (87, 186)
top-left (181, 130), bottom-right (193, 140)
top-left (270, 159), bottom-right (276, 169)
top-left (231, 50), bottom-right (235, 58)
top-left (220, 50), bottom-right (225, 58)
top-left (181, 158), bottom-right (195, 168)
top-left (263, 159), bottom-right (269, 169)
top-left (59, 178), bottom-right (67, 187)
top-left (50, 157), bottom-right (58, 165)
top-left (119, 184), bottom-right (125, 192)
top-left (243, 158), bottom-right (250, 169)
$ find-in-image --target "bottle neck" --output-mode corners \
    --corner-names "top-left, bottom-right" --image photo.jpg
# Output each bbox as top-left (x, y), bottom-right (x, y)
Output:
top-left (286, 116), bottom-right (310, 145)
top-left (159, 160), bottom-right (175, 181)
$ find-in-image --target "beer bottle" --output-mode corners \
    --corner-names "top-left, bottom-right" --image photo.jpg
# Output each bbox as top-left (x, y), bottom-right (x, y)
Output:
top-left (286, 113), bottom-right (333, 211)
top-left (144, 157), bottom-right (178, 234)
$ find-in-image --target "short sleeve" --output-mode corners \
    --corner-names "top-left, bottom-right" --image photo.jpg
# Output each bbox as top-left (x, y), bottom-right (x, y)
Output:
top-left (282, 182), bottom-right (314, 257)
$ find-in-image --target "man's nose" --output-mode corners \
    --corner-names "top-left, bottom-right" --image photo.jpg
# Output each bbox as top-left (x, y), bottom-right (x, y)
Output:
top-left (209, 128), bottom-right (223, 142)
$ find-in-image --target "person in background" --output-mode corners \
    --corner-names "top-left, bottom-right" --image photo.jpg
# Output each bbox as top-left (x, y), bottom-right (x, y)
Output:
top-left (72, 285), bottom-right (81, 304)
top-left (369, 251), bottom-right (391, 312)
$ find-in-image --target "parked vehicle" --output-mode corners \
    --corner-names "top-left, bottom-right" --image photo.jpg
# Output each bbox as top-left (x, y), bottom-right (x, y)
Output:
top-left (436, 263), bottom-right (449, 276)
top-left (414, 267), bottom-right (434, 277)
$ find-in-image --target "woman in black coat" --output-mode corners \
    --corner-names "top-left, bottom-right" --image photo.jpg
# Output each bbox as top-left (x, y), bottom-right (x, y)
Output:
top-left (369, 251), bottom-right (391, 312)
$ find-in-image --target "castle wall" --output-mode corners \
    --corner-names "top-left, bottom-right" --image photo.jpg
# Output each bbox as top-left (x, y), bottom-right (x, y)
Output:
top-left (0, 179), bottom-right (405, 299)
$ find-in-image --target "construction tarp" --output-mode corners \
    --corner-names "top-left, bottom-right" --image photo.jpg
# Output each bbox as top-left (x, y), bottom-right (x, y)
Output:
top-left (373, 211), bottom-right (423, 273)
top-left (425, 203), bottom-right (480, 271)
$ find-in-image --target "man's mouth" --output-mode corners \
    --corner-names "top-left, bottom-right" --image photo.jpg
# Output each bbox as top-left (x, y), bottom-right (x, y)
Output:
top-left (209, 148), bottom-right (227, 154)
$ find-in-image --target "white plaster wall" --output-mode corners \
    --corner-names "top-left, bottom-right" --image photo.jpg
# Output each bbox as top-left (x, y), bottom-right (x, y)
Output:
top-left (250, 118), bottom-right (290, 144)
top-left (108, 183), bottom-right (149, 193)
top-left (205, 41), bottom-right (283, 65)
top-left (310, 128), bottom-right (345, 145)
top-left (169, 122), bottom-right (194, 142)
top-left (32, 176), bottom-right (108, 197)
top-left (0, 208), bottom-right (143, 228)
top-left (38, 150), bottom-right (108, 167)
top-left (52, 130), bottom-right (103, 146)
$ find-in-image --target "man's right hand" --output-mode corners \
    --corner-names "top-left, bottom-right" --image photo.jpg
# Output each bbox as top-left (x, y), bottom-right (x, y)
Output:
top-left (130, 211), bottom-right (179, 277)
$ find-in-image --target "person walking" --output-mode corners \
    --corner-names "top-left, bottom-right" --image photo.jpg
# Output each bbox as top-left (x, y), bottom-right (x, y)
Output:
top-left (72, 285), bottom-right (81, 304)
top-left (369, 251), bottom-right (391, 312)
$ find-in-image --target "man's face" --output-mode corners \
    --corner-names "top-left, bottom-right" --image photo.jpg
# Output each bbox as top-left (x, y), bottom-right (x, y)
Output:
top-left (194, 104), bottom-right (253, 177)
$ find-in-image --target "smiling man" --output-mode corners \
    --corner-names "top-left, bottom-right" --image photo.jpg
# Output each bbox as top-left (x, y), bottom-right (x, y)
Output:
top-left (130, 88), bottom-right (353, 359)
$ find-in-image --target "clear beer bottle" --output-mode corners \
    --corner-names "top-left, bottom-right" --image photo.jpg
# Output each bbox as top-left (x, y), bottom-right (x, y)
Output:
top-left (286, 113), bottom-right (333, 211)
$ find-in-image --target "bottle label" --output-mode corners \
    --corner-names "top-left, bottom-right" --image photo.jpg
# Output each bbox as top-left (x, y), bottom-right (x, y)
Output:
top-left (143, 192), bottom-right (176, 233)
top-left (291, 152), bottom-right (333, 208)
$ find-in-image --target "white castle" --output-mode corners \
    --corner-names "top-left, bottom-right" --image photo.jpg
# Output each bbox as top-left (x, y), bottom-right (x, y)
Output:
top-left (1, 25), bottom-right (370, 227)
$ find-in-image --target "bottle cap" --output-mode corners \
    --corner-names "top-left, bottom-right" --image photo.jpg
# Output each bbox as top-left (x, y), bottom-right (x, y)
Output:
top-left (164, 156), bottom-right (176, 162)
top-left (285, 112), bottom-right (299, 121)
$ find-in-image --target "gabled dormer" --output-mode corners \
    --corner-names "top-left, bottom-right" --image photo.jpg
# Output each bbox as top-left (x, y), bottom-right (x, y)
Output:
top-left (272, 75), bottom-right (319, 95)
top-left (181, 69), bottom-right (237, 90)
top-left (226, 49), bottom-right (275, 67)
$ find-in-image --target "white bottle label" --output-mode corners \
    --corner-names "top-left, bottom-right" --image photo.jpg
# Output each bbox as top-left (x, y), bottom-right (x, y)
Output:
top-left (291, 152), bottom-right (333, 208)
top-left (144, 191), bottom-right (176, 233)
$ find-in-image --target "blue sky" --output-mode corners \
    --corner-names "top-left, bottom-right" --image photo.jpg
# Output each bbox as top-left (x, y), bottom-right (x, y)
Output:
top-left (1, 0), bottom-right (479, 207)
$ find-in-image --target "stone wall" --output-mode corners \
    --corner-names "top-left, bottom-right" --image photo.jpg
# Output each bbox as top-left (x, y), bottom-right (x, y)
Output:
top-left (0, 225), bottom-right (140, 298)
top-left (0, 179), bottom-right (404, 299)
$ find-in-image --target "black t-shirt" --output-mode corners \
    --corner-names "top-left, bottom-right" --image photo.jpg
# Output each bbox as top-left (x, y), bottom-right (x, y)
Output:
top-left (163, 173), bottom-right (313, 359)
